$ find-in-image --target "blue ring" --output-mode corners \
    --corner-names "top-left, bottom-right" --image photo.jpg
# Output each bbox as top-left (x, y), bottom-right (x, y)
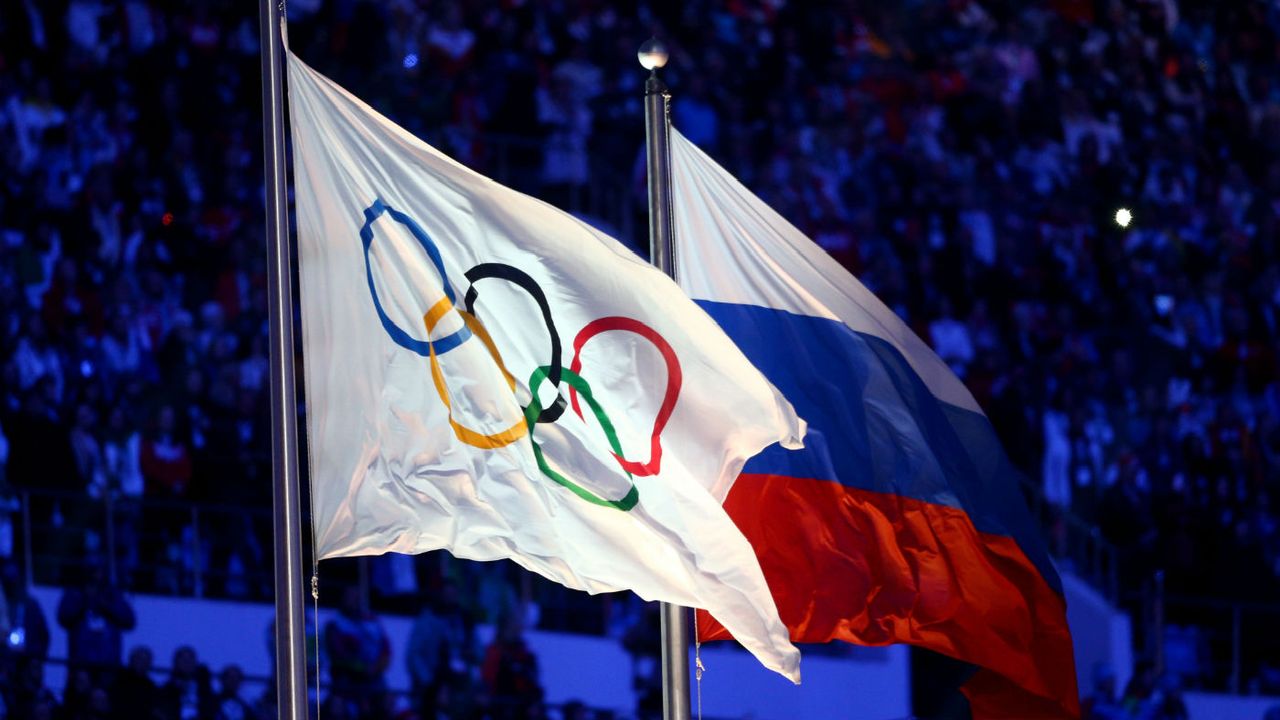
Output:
top-left (360, 199), bottom-right (471, 356)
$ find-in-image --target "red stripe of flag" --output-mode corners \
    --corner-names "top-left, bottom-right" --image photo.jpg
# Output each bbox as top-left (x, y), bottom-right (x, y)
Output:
top-left (698, 473), bottom-right (1080, 719)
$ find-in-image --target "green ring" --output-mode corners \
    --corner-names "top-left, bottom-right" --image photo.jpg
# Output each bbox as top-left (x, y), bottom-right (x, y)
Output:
top-left (525, 366), bottom-right (639, 512)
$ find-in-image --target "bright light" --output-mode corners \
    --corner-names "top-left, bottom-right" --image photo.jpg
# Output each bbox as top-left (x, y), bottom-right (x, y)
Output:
top-left (403, 53), bottom-right (419, 70)
top-left (1115, 208), bottom-right (1132, 228)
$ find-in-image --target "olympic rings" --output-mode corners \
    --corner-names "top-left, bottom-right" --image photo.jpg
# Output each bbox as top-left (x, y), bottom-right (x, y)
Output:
top-left (569, 317), bottom-right (682, 478)
top-left (424, 300), bottom-right (528, 450)
top-left (525, 366), bottom-right (639, 511)
top-left (463, 263), bottom-right (568, 424)
top-left (361, 199), bottom-right (470, 356)
top-left (360, 201), bottom-right (682, 511)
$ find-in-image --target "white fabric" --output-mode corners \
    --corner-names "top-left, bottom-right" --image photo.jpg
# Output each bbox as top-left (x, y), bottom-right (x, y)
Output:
top-left (287, 53), bottom-right (802, 681)
top-left (669, 129), bottom-right (985, 415)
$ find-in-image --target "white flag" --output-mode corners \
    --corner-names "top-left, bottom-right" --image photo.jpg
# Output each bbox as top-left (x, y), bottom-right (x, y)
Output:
top-left (287, 53), bottom-right (804, 680)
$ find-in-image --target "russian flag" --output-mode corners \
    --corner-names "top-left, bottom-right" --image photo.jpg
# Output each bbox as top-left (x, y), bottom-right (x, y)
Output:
top-left (670, 129), bottom-right (1080, 719)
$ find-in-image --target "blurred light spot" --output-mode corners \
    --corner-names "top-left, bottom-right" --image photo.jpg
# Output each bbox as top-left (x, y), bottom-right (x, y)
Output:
top-left (1115, 208), bottom-right (1132, 228)
top-left (162, 212), bottom-right (174, 226)
top-left (403, 53), bottom-right (419, 70)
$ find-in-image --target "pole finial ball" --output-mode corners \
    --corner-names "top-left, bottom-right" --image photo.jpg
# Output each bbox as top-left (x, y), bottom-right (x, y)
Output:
top-left (638, 37), bottom-right (669, 71)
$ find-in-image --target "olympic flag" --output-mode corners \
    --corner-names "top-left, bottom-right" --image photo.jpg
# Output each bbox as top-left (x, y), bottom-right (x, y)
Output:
top-left (669, 129), bottom-right (1080, 717)
top-left (285, 53), bottom-right (804, 680)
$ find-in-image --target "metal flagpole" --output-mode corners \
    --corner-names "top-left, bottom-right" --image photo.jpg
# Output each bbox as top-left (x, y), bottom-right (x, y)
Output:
top-left (639, 38), bottom-right (692, 720)
top-left (258, 2), bottom-right (309, 719)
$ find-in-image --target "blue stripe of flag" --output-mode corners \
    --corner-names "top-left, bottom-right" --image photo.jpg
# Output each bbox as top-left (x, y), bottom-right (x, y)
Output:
top-left (698, 300), bottom-right (1062, 595)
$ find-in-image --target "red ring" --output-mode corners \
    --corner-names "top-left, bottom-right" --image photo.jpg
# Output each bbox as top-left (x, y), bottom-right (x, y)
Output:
top-left (569, 317), bottom-right (682, 477)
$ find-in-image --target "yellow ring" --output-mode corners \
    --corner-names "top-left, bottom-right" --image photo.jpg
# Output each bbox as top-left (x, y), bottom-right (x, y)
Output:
top-left (424, 297), bottom-right (529, 449)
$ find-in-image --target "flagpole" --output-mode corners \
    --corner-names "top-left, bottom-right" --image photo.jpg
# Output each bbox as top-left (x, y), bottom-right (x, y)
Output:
top-left (258, 2), bottom-right (310, 719)
top-left (639, 38), bottom-right (692, 720)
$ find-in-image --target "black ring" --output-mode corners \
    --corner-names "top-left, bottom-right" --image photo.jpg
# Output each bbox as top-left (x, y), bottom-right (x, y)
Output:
top-left (463, 263), bottom-right (568, 423)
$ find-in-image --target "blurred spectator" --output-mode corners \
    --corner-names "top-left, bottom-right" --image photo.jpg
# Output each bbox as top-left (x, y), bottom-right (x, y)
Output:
top-left (1122, 660), bottom-right (1157, 716)
top-left (621, 602), bottom-right (661, 720)
top-left (929, 299), bottom-right (975, 378)
top-left (139, 402), bottom-right (196, 593)
top-left (7, 657), bottom-right (59, 720)
top-left (112, 646), bottom-right (163, 720)
top-left (158, 645), bottom-right (215, 720)
top-left (101, 406), bottom-right (144, 582)
top-left (1141, 674), bottom-right (1190, 720)
top-left (672, 76), bottom-right (719, 153)
top-left (1081, 663), bottom-right (1124, 720)
top-left (1042, 400), bottom-right (1072, 511)
top-left (324, 586), bottom-right (391, 716)
top-left (212, 665), bottom-right (258, 720)
top-left (0, 565), bottom-right (49, 661)
top-left (481, 611), bottom-right (543, 720)
top-left (407, 579), bottom-right (476, 719)
top-left (0, 419), bottom-right (8, 487)
top-left (537, 69), bottom-right (592, 208)
top-left (100, 311), bottom-right (148, 382)
top-left (559, 700), bottom-right (591, 720)
top-left (141, 406), bottom-right (192, 500)
top-left (3, 380), bottom-right (77, 503)
top-left (70, 404), bottom-right (106, 497)
top-left (56, 564), bottom-right (135, 679)
top-left (61, 668), bottom-right (104, 720)
top-left (11, 318), bottom-right (62, 402)
top-left (101, 406), bottom-right (144, 500)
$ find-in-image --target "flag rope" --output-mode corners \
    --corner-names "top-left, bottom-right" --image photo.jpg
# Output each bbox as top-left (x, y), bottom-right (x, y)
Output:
top-left (311, 572), bottom-right (321, 720)
top-left (693, 611), bottom-right (704, 720)
top-left (306, 314), bottom-right (322, 720)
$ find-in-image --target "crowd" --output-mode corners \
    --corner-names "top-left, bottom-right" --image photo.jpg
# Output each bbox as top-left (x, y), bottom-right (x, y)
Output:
top-left (0, 560), bottom-right (272, 720)
top-left (618, 0), bottom-right (1278, 611)
top-left (1, 0), bottom-right (1279, 708)
top-left (0, 560), bottom-right (570, 719)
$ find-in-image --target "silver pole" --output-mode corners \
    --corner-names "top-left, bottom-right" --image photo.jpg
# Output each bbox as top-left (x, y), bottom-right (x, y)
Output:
top-left (640, 40), bottom-right (691, 720)
top-left (258, 2), bottom-right (309, 719)
top-left (644, 72), bottom-right (676, 278)
top-left (659, 603), bottom-right (692, 720)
